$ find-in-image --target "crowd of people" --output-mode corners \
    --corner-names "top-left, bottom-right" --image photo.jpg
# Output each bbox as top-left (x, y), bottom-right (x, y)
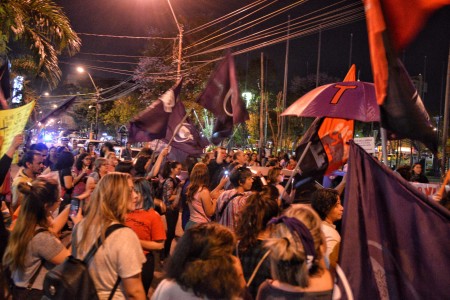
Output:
top-left (0, 135), bottom-right (449, 299)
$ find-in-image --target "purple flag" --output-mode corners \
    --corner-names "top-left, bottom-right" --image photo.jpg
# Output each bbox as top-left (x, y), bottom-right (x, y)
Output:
top-left (162, 101), bottom-right (209, 157)
top-left (197, 53), bottom-right (249, 145)
top-left (336, 140), bottom-right (450, 299)
top-left (128, 78), bottom-right (182, 143)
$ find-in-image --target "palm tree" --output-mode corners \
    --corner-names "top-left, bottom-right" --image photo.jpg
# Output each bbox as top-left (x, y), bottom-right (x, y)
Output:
top-left (0, 0), bottom-right (81, 88)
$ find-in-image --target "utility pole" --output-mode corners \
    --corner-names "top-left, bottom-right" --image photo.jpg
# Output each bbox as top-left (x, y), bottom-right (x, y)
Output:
top-left (280, 15), bottom-right (290, 153)
top-left (260, 52), bottom-right (265, 158)
top-left (167, 0), bottom-right (182, 79)
top-left (316, 25), bottom-right (322, 88)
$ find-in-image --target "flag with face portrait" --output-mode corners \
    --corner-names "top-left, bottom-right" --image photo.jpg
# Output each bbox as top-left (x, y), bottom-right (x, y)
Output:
top-left (162, 101), bottom-right (208, 157)
top-left (335, 140), bottom-right (450, 299)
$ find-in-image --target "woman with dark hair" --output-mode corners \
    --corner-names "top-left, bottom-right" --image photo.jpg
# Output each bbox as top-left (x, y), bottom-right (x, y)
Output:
top-left (185, 163), bottom-right (227, 230)
top-left (43, 146), bottom-right (58, 170)
top-left (55, 151), bottom-right (75, 210)
top-left (410, 163), bottom-right (429, 183)
top-left (215, 167), bottom-right (253, 231)
top-left (134, 155), bottom-right (151, 177)
top-left (236, 188), bottom-right (280, 298)
top-left (3, 178), bottom-right (71, 299)
top-left (152, 223), bottom-right (246, 299)
top-left (311, 188), bottom-right (343, 268)
top-left (256, 205), bottom-right (333, 299)
top-left (125, 177), bottom-right (166, 294)
top-left (72, 153), bottom-right (92, 197)
top-left (161, 160), bottom-right (184, 258)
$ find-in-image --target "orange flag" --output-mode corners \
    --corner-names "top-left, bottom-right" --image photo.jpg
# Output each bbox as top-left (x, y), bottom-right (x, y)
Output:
top-left (318, 65), bottom-right (355, 175)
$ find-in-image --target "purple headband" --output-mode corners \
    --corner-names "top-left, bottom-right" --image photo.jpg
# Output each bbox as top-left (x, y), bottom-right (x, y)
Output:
top-left (268, 215), bottom-right (317, 269)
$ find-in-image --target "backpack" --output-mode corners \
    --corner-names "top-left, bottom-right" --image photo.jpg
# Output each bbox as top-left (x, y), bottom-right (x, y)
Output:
top-left (43, 224), bottom-right (125, 300)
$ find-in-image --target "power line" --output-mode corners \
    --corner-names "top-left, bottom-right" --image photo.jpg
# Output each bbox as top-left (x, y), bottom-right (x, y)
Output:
top-left (77, 32), bottom-right (176, 40)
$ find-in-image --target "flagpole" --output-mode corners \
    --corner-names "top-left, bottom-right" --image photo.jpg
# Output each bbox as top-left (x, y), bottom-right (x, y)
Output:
top-left (260, 52), bottom-right (265, 159)
top-left (315, 24), bottom-right (322, 88)
top-left (280, 141), bottom-right (312, 203)
top-left (145, 139), bottom-right (160, 173)
top-left (279, 15), bottom-right (290, 153)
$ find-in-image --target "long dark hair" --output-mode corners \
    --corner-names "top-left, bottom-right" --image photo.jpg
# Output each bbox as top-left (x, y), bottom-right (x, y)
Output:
top-left (75, 152), bottom-right (92, 171)
top-left (161, 160), bottom-right (181, 179)
top-left (236, 189), bottom-right (280, 251)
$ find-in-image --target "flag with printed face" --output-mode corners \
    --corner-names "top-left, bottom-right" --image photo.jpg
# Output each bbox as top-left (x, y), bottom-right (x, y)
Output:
top-left (336, 140), bottom-right (450, 299)
top-left (197, 53), bottom-right (249, 145)
top-left (128, 78), bottom-right (182, 142)
top-left (162, 101), bottom-right (208, 157)
top-left (363, 0), bottom-right (441, 152)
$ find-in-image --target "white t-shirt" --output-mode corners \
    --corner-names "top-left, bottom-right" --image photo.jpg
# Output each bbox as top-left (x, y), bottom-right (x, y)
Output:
top-left (321, 221), bottom-right (341, 259)
top-left (152, 279), bottom-right (203, 300)
top-left (73, 222), bottom-right (146, 300)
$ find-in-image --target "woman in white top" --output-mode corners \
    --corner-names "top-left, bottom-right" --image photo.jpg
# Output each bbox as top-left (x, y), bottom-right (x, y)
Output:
top-left (73, 172), bottom-right (146, 300)
top-left (185, 163), bottom-right (226, 230)
top-left (311, 188), bottom-right (344, 269)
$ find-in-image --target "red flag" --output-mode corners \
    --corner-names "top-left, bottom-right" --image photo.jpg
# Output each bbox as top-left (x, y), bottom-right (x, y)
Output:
top-left (128, 78), bottom-right (182, 143)
top-left (317, 65), bottom-right (355, 175)
top-left (197, 53), bottom-right (249, 145)
top-left (381, 0), bottom-right (450, 52)
top-left (318, 118), bottom-right (354, 175)
top-left (364, 0), bottom-right (438, 152)
top-left (336, 141), bottom-right (450, 299)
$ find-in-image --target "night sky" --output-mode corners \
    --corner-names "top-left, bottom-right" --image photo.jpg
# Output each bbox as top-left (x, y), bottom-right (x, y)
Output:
top-left (55, 0), bottom-right (450, 116)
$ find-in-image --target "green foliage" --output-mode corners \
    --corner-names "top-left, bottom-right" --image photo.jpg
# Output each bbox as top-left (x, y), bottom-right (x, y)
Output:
top-left (0, 0), bottom-right (80, 88)
top-left (102, 95), bottom-right (146, 130)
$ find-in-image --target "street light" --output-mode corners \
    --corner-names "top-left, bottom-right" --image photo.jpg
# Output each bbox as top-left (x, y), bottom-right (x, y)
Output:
top-left (77, 66), bottom-right (100, 139)
top-left (166, 0), bottom-right (183, 79)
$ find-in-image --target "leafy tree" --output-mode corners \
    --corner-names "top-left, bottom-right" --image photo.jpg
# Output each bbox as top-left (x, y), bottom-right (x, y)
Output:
top-left (102, 94), bottom-right (147, 131)
top-left (0, 0), bottom-right (80, 88)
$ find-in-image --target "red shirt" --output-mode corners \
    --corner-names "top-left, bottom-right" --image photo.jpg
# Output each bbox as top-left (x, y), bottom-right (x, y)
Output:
top-left (125, 209), bottom-right (166, 254)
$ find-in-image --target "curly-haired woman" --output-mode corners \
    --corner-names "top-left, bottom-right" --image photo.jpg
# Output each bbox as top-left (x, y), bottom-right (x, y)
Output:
top-left (152, 223), bottom-right (246, 299)
top-left (235, 187), bottom-right (280, 298)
